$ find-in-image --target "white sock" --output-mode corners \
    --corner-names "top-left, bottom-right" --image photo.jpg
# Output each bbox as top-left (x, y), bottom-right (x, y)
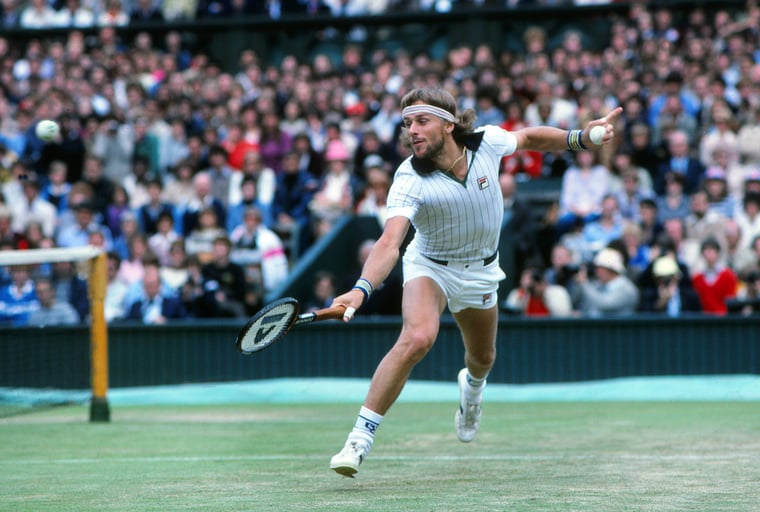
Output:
top-left (463, 371), bottom-right (487, 403)
top-left (348, 406), bottom-right (383, 452)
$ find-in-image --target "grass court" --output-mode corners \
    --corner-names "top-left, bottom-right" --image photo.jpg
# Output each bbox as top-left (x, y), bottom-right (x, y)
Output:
top-left (1, 401), bottom-right (759, 511)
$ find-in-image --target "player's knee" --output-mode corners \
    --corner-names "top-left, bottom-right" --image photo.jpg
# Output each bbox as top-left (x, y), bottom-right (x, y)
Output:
top-left (468, 346), bottom-right (496, 369)
top-left (398, 329), bottom-right (436, 363)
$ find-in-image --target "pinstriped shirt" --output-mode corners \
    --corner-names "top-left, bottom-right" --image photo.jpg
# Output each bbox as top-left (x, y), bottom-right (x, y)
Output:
top-left (387, 125), bottom-right (517, 262)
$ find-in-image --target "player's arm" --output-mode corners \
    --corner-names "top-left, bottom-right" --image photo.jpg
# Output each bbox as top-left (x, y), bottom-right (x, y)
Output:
top-left (332, 215), bottom-right (410, 321)
top-left (512, 107), bottom-right (623, 152)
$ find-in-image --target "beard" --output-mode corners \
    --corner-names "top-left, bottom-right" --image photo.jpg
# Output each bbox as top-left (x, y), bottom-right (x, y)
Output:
top-left (413, 132), bottom-right (446, 163)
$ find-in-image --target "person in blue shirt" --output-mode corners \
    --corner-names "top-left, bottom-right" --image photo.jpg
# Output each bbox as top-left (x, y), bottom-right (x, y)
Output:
top-left (271, 151), bottom-right (319, 257)
top-left (0, 265), bottom-right (39, 326)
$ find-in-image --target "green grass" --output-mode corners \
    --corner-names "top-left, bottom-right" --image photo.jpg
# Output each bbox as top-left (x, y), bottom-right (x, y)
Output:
top-left (1, 402), bottom-right (759, 511)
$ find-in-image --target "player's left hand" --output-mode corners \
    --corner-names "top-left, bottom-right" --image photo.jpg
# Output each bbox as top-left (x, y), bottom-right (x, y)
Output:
top-left (583, 106), bottom-right (623, 147)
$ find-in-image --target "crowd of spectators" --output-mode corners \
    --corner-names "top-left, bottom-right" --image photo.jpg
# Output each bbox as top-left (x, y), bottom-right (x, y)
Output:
top-left (1, 1), bottom-right (760, 327)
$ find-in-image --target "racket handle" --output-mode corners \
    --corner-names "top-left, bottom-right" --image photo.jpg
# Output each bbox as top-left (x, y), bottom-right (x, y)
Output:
top-left (294, 304), bottom-right (347, 324)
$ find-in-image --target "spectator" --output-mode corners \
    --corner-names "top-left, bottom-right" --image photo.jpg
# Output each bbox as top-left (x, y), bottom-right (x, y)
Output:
top-left (699, 103), bottom-right (739, 168)
top-left (227, 175), bottom-right (273, 231)
top-left (626, 123), bottom-right (660, 183)
top-left (126, 265), bottom-right (187, 324)
top-left (118, 234), bottom-right (152, 286)
top-left (647, 71), bottom-right (700, 135)
top-left (691, 237), bottom-right (738, 315)
top-left (614, 166), bottom-right (652, 224)
top-left (309, 139), bottom-right (360, 239)
top-left (19, 0), bottom-right (58, 28)
top-left (655, 171), bottom-right (690, 224)
top-left (0, 265), bottom-right (38, 326)
top-left (271, 149), bottom-right (318, 258)
top-left (557, 150), bottom-right (610, 235)
top-left (56, 0), bottom-right (95, 28)
top-left (104, 251), bottom-right (129, 322)
top-left (258, 110), bottom-right (292, 173)
top-left (10, 176), bottom-right (56, 239)
top-left (202, 235), bottom-right (249, 317)
top-left (723, 219), bottom-right (756, 274)
top-left (735, 192), bottom-right (760, 250)
top-left (504, 265), bottom-right (573, 318)
top-left (291, 132), bottom-right (325, 179)
top-left (229, 206), bottom-right (288, 297)
top-left (620, 221), bottom-right (650, 281)
top-left (726, 267), bottom-right (760, 316)
top-left (105, 185), bottom-right (132, 240)
top-left (185, 207), bottom-right (226, 262)
top-left (40, 161), bottom-right (71, 212)
top-left (159, 240), bottom-right (191, 291)
top-left (303, 270), bottom-right (336, 312)
top-left (576, 247), bottom-right (639, 317)
top-left (500, 100), bottom-right (543, 179)
top-left (112, 210), bottom-right (139, 261)
top-left (229, 150), bottom-right (276, 210)
top-left (701, 167), bottom-right (736, 219)
top-left (129, 0), bottom-right (165, 23)
top-left (98, 0), bottom-right (129, 25)
top-left (581, 193), bottom-right (624, 261)
top-left (148, 211), bottom-right (181, 266)
top-left (181, 171), bottom-right (227, 237)
top-left (136, 178), bottom-right (176, 236)
top-left (654, 130), bottom-right (705, 195)
top-left (132, 117), bottom-right (161, 177)
top-left (49, 259), bottom-right (89, 322)
top-left (499, 171), bottom-right (536, 284)
top-left (355, 159), bottom-right (391, 228)
top-left (92, 118), bottom-right (133, 185)
top-left (708, 143), bottom-right (746, 201)
top-left (221, 122), bottom-right (259, 172)
top-left (179, 253), bottom-right (217, 318)
top-left (163, 163), bottom-right (198, 216)
top-left (683, 189), bottom-right (727, 253)
top-left (0, 204), bottom-right (25, 249)
top-left (78, 156), bottom-right (112, 213)
top-left (638, 254), bottom-right (702, 316)
top-left (352, 130), bottom-right (393, 182)
top-left (202, 145), bottom-right (234, 209)
top-left (27, 276), bottom-right (79, 326)
top-left (56, 200), bottom-right (112, 249)
top-left (160, 117), bottom-right (191, 174)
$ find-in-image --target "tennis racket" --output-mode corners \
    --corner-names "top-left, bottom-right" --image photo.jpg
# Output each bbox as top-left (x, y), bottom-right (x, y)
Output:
top-left (235, 297), bottom-right (347, 355)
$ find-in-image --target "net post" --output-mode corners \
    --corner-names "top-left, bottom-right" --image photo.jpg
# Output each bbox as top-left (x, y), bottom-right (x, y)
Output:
top-left (88, 251), bottom-right (110, 422)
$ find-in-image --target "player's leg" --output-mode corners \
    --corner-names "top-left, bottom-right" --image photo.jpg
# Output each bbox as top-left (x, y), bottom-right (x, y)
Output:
top-left (364, 276), bottom-right (447, 413)
top-left (452, 305), bottom-right (499, 442)
top-left (330, 277), bottom-right (446, 477)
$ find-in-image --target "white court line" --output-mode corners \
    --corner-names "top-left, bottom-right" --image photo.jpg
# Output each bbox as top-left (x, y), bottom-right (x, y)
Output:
top-left (2, 453), bottom-right (758, 465)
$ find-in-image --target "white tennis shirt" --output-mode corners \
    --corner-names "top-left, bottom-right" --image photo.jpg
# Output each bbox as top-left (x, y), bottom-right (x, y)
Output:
top-left (387, 125), bottom-right (517, 262)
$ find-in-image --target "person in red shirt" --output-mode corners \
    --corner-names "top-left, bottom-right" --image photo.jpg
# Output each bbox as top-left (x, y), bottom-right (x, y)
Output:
top-left (692, 236), bottom-right (738, 314)
top-left (503, 266), bottom-right (573, 317)
top-left (222, 122), bottom-right (260, 171)
top-left (500, 100), bottom-right (543, 179)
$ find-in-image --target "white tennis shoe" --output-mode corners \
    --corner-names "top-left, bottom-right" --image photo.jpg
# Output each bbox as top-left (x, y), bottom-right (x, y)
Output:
top-left (455, 368), bottom-right (482, 442)
top-left (329, 440), bottom-right (367, 477)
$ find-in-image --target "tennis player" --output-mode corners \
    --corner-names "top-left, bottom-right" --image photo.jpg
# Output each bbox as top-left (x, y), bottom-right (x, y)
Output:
top-left (329, 87), bottom-right (621, 477)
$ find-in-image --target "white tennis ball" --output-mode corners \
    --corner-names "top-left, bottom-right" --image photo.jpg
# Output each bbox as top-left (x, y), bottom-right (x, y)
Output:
top-left (589, 125), bottom-right (606, 146)
top-left (35, 119), bottom-right (60, 142)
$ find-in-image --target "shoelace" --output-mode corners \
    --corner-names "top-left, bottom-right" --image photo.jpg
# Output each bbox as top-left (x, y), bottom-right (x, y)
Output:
top-left (462, 403), bottom-right (480, 426)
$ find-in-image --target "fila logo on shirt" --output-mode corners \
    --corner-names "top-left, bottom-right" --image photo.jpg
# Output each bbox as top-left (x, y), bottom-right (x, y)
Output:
top-left (477, 176), bottom-right (489, 190)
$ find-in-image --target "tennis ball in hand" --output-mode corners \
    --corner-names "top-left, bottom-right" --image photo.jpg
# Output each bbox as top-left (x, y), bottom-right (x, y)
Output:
top-left (589, 125), bottom-right (606, 146)
top-left (35, 120), bottom-right (60, 142)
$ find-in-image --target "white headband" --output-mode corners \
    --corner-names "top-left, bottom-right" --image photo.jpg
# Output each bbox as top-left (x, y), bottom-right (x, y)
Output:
top-left (402, 104), bottom-right (457, 123)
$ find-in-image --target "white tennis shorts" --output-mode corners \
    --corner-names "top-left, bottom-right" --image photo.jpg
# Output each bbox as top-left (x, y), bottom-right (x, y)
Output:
top-left (402, 244), bottom-right (506, 313)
